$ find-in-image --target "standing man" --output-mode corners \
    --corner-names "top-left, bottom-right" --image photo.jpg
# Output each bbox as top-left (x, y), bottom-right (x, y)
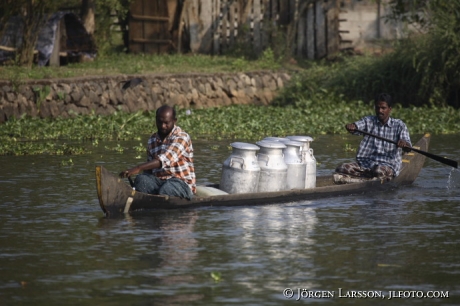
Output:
top-left (120, 105), bottom-right (196, 199)
top-left (336, 93), bottom-right (412, 179)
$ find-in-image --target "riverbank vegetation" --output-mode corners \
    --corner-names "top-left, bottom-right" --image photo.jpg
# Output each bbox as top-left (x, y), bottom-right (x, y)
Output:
top-left (1, 1), bottom-right (459, 155)
top-left (1, 101), bottom-right (459, 156)
top-left (275, 0), bottom-right (460, 109)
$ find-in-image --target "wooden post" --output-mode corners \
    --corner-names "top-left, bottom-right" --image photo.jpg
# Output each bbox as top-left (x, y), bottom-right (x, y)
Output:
top-left (188, 0), bottom-right (200, 52)
top-left (144, 0), bottom-right (157, 53)
top-left (239, 0), bottom-right (254, 53)
top-left (253, 0), bottom-right (262, 55)
top-left (279, 0), bottom-right (289, 25)
top-left (199, 0), bottom-right (213, 53)
top-left (81, 0), bottom-right (95, 35)
top-left (129, 0), bottom-right (144, 53)
top-left (213, 0), bottom-right (221, 54)
top-left (229, 0), bottom-right (237, 46)
top-left (315, 0), bottom-right (326, 58)
top-left (221, 0), bottom-right (229, 53)
top-left (261, 0), bottom-right (271, 50)
top-left (296, 7), bottom-right (306, 56)
top-left (178, 0), bottom-right (187, 53)
top-left (306, 2), bottom-right (315, 59)
top-left (49, 18), bottom-right (64, 67)
top-left (326, 0), bottom-right (339, 57)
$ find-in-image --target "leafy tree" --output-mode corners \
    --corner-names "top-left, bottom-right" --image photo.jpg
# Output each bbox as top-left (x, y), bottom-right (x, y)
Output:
top-left (92, 0), bottom-right (131, 55)
top-left (385, 0), bottom-right (430, 30)
top-left (0, 0), bottom-right (61, 67)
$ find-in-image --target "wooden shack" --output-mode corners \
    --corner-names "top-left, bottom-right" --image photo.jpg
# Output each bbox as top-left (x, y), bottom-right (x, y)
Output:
top-left (128, 0), bottom-right (341, 59)
top-left (128, 0), bottom-right (179, 54)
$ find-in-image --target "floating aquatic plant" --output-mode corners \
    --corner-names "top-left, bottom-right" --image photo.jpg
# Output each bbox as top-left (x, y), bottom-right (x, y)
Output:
top-left (0, 102), bottom-right (459, 156)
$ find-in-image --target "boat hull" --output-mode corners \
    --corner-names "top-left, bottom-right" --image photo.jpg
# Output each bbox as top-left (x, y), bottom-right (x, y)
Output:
top-left (96, 134), bottom-right (430, 216)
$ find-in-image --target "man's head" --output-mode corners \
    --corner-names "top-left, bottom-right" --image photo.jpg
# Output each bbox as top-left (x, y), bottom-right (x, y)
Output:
top-left (374, 93), bottom-right (392, 124)
top-left (156, 105), bottom-right (177, 139)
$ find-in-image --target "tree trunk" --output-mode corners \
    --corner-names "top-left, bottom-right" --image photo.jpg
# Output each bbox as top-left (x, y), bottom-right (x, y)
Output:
top-left (17, 1), bottom-right (49, 67)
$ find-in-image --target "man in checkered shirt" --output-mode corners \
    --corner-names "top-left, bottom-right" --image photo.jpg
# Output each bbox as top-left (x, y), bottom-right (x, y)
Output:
top-left (336, 93), bottom-right (412, 179)
top-left (120, 105), bottom-right (196, 199)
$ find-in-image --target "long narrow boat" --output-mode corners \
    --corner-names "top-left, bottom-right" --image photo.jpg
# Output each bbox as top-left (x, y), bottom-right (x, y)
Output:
top-left (96, 134), bottom-right (430, 216)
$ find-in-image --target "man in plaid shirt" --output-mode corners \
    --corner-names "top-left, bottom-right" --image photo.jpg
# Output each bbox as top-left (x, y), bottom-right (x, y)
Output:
top-left (120, 105), bottom-right (196, 199)
top-left (336, 93), bottom-right (411, 179)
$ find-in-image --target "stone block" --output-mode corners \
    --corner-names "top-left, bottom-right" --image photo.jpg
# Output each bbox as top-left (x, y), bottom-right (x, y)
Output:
top-left (198, 83), bottom-right (206, 95)
top-left (70, 91), bottom-right (82, 102)
top-left (276, 77), bottom-right (284, 89)
top-left (180, 78), bottom-right (192, 92)
top-left (221, 94), bottom-right (232, 106)
top-left (88, 90), bottom-right (99, 104)
top-left (6, 92), bottom-right (16, 102)
top-left (205, 83), bottom-right (214, 97)
top-left (76, 96), bottom-right (91, 107)
top-left (241, 74), bottom-right (252, 86)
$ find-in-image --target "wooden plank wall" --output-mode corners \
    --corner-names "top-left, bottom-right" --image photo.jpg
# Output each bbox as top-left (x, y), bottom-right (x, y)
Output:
top-left (201, 0), bottom-right (339, 59)
top-left (129, 0), bottom-right (173, 53)
top-left (129, 0), bottom-right (340, 59)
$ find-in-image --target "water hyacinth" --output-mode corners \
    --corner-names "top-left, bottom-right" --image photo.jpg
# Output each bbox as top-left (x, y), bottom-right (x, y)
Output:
top-left (0, 101), bottom-right (459, 156)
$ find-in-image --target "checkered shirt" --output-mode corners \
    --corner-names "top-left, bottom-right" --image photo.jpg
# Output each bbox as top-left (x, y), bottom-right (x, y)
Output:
top-left (147, 125), bottom-right (196, 193)
top-left (353, 116), bottom-right (411, 176)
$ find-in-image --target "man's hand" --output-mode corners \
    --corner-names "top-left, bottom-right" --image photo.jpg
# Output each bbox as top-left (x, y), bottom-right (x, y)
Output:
top-left (119, 159), bottom-right (161, 178)
top-left (119, 166), bottom-right (141, 178)
top-left (345, 123), bottom-right (357, 133)
top-left (397, 140), bottom-right (411, 153)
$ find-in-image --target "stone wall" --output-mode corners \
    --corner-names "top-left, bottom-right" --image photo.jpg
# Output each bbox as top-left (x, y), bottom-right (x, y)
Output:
top-left (0, 71), bottom-right (291, 123)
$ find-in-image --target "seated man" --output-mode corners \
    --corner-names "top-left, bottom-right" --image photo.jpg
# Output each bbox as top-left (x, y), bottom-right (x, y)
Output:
top-left (336, 93), bottom-right (411, 180)
top-left (119, 105), bottom-right (196, 199)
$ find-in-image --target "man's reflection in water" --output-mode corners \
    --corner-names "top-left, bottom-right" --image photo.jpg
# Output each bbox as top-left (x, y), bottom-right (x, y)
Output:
top-left (125, 210), bottom-right (203, 303)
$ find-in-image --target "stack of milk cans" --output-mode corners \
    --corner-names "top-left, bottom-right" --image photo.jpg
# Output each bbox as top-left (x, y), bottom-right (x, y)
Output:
top-left (219, 136), bottom-right (316, 194)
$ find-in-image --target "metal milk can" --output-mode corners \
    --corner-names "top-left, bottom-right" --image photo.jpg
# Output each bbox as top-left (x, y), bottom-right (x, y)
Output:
top-left (263, 136), bottom-right (290, 143)
top-left (286, 135), bottom-right (316, 188)
top-left (220, 142), bottom-right (260, 194)
top-left (255, 140), bottom-right (287, 192)
top-left (283, 140), bottom-right (307, 190)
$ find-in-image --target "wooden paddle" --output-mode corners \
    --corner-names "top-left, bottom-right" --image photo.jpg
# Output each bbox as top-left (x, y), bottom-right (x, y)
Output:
top-left (355, 129), bottom-right (458, 168)
top-left (128, 176), bottom-right (135, 188)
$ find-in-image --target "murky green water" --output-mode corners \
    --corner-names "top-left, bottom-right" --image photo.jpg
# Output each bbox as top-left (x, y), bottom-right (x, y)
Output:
top-left (1, 134), bottom-right (459, 305)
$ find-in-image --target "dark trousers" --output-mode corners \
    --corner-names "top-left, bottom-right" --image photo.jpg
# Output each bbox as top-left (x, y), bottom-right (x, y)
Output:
top-left (134, 173), bottom-right (193, 200)
top-left (335, 162), bottom-right (394, 179)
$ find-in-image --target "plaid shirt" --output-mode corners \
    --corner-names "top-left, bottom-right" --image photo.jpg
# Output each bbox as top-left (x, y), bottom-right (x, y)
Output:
top-left (353, 116), bottom-right (411, 176)
top-left (147, 125), bottom-right (196, 193)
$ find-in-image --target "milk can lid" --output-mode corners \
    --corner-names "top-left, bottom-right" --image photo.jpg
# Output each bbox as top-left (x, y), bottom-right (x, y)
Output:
top-left (286, 135), bottom-right (314, 143)
top-left (283, 140), bottom-right (304, 147)
top-left (255, 140), bottom-right (287, 149)
top-left (263, 136), bottom-right (289, 142)
top-left (230, 142), bottom-right (260, 151)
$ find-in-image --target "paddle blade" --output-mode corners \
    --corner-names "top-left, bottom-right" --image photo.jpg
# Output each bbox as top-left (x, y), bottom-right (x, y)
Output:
top-left (411, 148), bottom-right (458, 168)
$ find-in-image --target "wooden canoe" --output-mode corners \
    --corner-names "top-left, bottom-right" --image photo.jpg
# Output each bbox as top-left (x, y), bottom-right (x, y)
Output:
top-left (96, 134), bottom-right (430, 216)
